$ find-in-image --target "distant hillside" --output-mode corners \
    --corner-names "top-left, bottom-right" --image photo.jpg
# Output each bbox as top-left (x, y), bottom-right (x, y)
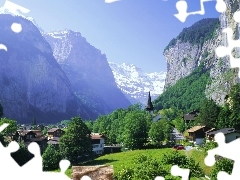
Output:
top-left (153, 62), bottom-right (210, 113)
top-left (43, 30), bottom-right (131, 118)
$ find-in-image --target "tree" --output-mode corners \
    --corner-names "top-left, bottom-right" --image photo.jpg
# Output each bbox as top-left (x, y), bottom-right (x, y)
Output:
top-left (59, 116), bottom-right (93, 165)
top-left (0, 118), bottom-right (17, 138)
top-left (122, 112), bottom-right (149, 150)
top-left (172, 117), bottom-right (185, 133)
top-left (228, 84), bottom-right (240, 129)
top-left (31, 117), bottom-right (37, 126)
top-left (216, 106), bottom-right (231, 129)
top-left (42, 144), bottom-right (62, 171)
top-left (84, 120), bottom-right (94, 132)
top-left (148, 122), bottom-right (164, 146)
top-left (216, 83), bottom-right (240, 129)
top-left (195, 99), bottom-right (220, 127)
top-left (149, 120), bottom-right (173, 146)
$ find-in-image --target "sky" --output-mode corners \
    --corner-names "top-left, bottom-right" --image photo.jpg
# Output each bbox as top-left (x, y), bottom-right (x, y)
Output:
top-left (0, 0), bottom-right (221, 73)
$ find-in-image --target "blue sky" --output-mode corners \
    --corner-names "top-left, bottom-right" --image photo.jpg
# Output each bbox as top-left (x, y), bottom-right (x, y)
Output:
top-left (0, 0), bottom-right (220, 73)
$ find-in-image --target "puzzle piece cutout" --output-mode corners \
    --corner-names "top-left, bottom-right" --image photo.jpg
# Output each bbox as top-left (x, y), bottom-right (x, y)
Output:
top-left (154, 165), bottom-right (190, 180)
top-left (0, 0), bottom-right (30, 51)
top-left (175, 0), bottom-right (226, 22)
top-left (204, 132), bottom-right (240, 179)
top-left (0, 123), bottom-right (72, 179)
top-left (215, 10), bottom-right (240, 78)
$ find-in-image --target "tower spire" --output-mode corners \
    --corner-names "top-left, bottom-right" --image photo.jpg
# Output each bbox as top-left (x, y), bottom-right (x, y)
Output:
top-left (145, 91), bottom-right (154, 113)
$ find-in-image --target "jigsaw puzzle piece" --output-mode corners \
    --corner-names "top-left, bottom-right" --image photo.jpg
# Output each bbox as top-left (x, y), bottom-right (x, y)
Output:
top-left (174, 1), bottom-right (188, 22)
top-left (39, 160), bottom-right (71, 180)
top-left (171, 165), bottom-right (190, 180)
top-left (0, 123), bottom-right (9, 132)
top-left (204, 132), bottom-right (240, 179)
top-left (154, 177), bottom-right (165, 180)
top-left (21, 142), bottom-right (43, 174)
top-left (0, 141), bottom-right (21, 176)
top-left (81, 175), bottom-right (92, 180)
top-left (234, 10), bottom-right (240, 23)
top-left (215, 45), bottom-right (228, 58)
top-left (3, 0), bottom-right (30, 14)
top-left (215, 0), bottom-right (227, 13)
top-left (217, 171), bottom-right (232, 180)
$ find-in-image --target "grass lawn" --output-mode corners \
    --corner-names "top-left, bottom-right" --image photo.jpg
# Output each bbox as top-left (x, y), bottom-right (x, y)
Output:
top-left (55, 148), bottom-right (211, 179)
top-left (188, 149), bottom-right (213, 176)
top-left (82, 148), bottom-right (180, 174)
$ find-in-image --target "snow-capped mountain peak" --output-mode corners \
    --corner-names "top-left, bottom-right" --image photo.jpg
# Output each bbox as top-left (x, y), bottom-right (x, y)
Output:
top-left (109, 62), bottom-right (166, 105)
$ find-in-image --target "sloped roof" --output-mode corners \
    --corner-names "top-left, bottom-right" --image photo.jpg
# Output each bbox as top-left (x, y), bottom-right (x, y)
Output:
top-left (47, 128), bottom-right (61, 133)
top-left (186, 126), bottom-right (206, 133)
top-left (205, 128), bottom-right (216, 134)
top-left (184, 114), bottom-right (197, 120)
top-left (91, 134), bottom-right (106, 139)
top-left (207, 128), bottom-right (238, 135)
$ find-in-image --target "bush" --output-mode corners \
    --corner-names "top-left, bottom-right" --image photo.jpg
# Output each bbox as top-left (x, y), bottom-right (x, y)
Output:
top-left (203, 141), bottom-right (218, 155)
top-left (210, 158), bottom-right (233, 180)
top-left (42, 144), bottom-right (62, 171)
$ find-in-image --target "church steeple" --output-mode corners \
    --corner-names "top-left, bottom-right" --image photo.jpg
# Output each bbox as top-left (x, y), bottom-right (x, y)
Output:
top-left (145, 91), bottom-right (154, 113)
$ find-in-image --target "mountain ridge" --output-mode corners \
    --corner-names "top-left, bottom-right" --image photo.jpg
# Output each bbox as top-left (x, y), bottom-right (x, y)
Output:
top-left (109, 62), bottom-right (166, 105)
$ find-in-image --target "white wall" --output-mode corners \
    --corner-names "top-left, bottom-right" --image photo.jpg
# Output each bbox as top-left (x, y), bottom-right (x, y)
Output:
top-left (92, 138), bottom-right (105, 155)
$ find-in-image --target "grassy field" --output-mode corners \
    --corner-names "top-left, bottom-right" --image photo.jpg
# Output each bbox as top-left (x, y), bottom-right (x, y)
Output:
top-left (187, 149), bottom-right (213, 176)
top-left (58, 148), bottom-right (211, 179)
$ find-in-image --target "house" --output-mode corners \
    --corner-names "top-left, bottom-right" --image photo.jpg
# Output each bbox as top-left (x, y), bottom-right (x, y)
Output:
top-left (47, 137), bottom-right (60, 148)
top-left (186, 125), bottom-right (212, 145)
top-left (91, 133), bottom-right (106, 155)
top-left (206, 128), bottom-right (240, 143)
top-left (47, 128), bottom-right (65, 140)
top-left (183, 110), bottom-right (199, 124)
top-left (15, 130), bottom-right (47, 154)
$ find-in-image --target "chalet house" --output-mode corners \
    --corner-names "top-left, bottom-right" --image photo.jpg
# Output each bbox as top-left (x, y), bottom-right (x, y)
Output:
top-left (91, 133), bottom-right (106, 155)
top-left (47, 137), bottom-right (60, 148)
top-left (206, 128), bottom-right (240, 143)
top-left (183, 110), bottom-right (199, 124)
top-left (186, 125), bottom-right (212, 145)
top-left (47, 128), bottom-right (65, 140)
top-left (15, 130), bottom-right (47, 154)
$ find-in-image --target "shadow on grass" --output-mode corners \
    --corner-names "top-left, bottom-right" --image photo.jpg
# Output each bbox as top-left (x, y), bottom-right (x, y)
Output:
top-left (79, 159), bottom-right (118, 166)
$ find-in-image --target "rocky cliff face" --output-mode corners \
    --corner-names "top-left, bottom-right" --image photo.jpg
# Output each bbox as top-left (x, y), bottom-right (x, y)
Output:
top-left (0, 14), bottom-right (91, 123)
top-left (43, 30), bottom-right (131, 116)
top-left (163, 0), bottom-right (240, 105)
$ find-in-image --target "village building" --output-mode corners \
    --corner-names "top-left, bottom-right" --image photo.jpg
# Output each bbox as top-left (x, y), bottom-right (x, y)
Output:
top-left (91, 133), bottom-right (106, 155)
top-left (206, 128), bottom-right (240, 143)
top-left (14, 130), bottom-right (47, 154)
top-left (186, 125), bottom-right (212, 145)
top-left (183, 110), bottom-right (199, 124)
top-left (47, 128), bottom-right (65, 140)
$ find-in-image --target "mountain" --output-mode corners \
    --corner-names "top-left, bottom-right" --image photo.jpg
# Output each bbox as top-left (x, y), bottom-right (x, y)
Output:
top-left (154, 1), bottom-right (240, 112)
top-left (43, 30), bottom-right (131, 117)
top-left (0, 14), bottom-right (93, 123)
top-left (109, 62), bottom-right (166, 105)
